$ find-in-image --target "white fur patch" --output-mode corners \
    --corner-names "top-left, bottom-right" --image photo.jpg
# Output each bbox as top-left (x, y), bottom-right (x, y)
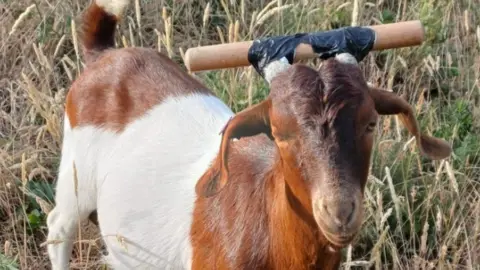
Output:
top-left (47, 114), bottom-right (104, 270)
top-left (335, 53), bottom-right (358, 66)
top-left (47, 93), bottom-right (233, 269)
top-left (264, 57), bottom-right (291, 84)
top-left (96, 0), bottom-right (129, 17)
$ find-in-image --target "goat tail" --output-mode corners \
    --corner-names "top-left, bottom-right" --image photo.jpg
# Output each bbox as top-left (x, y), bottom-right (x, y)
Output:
top-left (80, 0), bottom-right (129, 64)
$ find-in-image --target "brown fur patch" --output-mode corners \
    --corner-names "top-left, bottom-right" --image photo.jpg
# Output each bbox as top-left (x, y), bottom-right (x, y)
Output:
top-left (191, 135), bottom-right (342, 269)
top-left (80, 2), bottom-right (119, 64)
top-left (190, 59), bottom-right (451, 268)
top-left (190, 60), bottom-right (378, 268)
top-left (65, 48), bottom-right (211, 132)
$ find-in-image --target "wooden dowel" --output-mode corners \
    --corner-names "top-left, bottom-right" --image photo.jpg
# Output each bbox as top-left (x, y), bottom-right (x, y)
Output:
top-left (184, 20), bottom-right (425, 72)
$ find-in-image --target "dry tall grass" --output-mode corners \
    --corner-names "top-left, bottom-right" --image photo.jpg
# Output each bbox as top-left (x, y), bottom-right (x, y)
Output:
top-left (1, 0), bottom-right (479, 269)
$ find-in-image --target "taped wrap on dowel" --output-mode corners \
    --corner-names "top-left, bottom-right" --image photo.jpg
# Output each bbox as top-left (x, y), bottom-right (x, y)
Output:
top-left (247, 26), bottom-right (376, 79)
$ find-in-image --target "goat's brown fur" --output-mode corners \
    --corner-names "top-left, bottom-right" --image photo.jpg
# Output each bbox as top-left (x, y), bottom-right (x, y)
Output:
top-left (80, 1), bottom-right (118, 64)
top-left (191, 60), bottom-right (452, 269)
top-left (192, 134), bottom-right (342, 269)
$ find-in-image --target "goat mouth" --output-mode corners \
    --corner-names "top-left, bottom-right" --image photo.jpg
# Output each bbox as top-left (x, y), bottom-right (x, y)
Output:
top-left (320, 227), bottom-right (356, 248)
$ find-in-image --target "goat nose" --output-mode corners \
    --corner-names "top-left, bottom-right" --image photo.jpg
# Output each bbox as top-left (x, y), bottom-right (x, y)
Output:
top-left (322, 198), bottom-right (355, 228)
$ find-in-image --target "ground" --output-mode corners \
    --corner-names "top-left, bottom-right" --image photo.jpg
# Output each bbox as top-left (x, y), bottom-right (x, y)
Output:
top-left (1, 0), bottom-right (480, 269)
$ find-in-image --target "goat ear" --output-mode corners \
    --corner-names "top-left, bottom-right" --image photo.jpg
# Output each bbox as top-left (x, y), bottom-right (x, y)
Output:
top-left (195, 99), bottom-right (273, 198)
top-left (368, 86), bottom-right (452, 160)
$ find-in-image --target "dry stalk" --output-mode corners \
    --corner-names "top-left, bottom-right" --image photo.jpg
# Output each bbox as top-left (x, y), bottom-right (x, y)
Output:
top-left (217, 26), bottom-right (226, 44)
top-left (128, 21), bottom-right (136, 47)
top-left (445, 161), bottom-right (459, 195)
top-left (370, 225), bottom-right (390, 269)
top-left (476, 26), bottom-right (480, 49)
top-left (420, 219), bottom-right (430, 258)
top-left (385, 166), bottom-right (402, 229)
top-left (154, 29), bottom-right (162, 52)
top-left (134, 0), bottom-right (142, 33)
top-left (255, 4), bottom-right (293, 27)
top-left (53, 35), bottom-right (67, 59)
top-left (248, 11), bottom-right (258, 36)
top-left (351, 0), bottom-right (361, 26)
top-left (247, 66), bottom-right (254, 106)
top-left (219, 0), bottom-right (233, 24)
top-left (9, 4), bottom-right (36, 36)
top-left (257, 0), bottom-right (278, 20)
top-left (70, 19), bottom-right (81, 73)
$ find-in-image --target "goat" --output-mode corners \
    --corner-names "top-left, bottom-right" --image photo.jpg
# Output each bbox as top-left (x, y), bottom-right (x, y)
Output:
top-left (46, 0), bottom-right (452, 269)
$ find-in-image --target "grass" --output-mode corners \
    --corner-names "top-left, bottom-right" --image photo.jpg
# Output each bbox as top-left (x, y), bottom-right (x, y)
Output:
top-left (1, 0), bottom-right (479, 269)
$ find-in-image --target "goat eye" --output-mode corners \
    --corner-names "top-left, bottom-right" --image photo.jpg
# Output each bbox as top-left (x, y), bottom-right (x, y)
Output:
top-left (366, 122), bottom-right (376, 132)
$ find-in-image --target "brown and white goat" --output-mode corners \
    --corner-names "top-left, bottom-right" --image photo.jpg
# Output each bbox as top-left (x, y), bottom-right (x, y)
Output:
top-left (46, 0), bottom-right (452, 269)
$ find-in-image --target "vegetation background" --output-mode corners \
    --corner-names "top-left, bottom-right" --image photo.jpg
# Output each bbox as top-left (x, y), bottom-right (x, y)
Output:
top-left (1, 0), bottom-right (479, 269)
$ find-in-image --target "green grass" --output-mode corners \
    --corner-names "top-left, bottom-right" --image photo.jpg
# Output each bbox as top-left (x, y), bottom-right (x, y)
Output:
top-left (1, 0), bottom-right (479, 269)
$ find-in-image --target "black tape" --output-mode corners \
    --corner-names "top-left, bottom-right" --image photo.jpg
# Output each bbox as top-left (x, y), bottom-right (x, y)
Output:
top-left (247, 26), bottom-right (376, 78)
